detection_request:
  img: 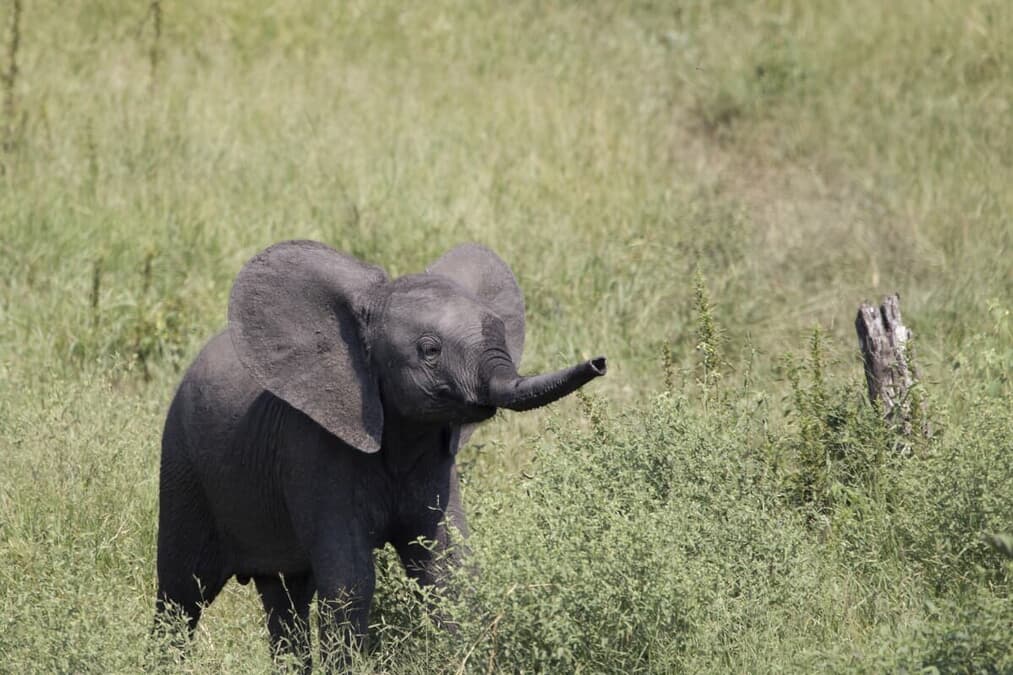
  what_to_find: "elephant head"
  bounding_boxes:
[228,240,606,453]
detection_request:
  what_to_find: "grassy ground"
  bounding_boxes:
[1,1,1010,672]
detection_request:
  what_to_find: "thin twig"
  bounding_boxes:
[455,613,504,675]
[2,0,22,155]
[149,0,161,93]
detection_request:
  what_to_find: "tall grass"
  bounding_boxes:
[1,0,1009,671]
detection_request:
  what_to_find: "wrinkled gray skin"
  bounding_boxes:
[154,240,605,669]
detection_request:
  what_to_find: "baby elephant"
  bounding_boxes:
[154,240,605,668]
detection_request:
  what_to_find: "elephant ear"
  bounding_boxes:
[228,240,388,454]
[427,244,526,450]
[426,243,525,366]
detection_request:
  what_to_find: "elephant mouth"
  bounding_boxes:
[449,399,497,424]
[433,385,497,423]
[468,404,498,423]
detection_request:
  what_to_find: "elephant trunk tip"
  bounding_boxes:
[588,356,607,376]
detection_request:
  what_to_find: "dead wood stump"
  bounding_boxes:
[855,294,915,432]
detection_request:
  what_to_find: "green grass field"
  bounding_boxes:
[1,1,1010,671]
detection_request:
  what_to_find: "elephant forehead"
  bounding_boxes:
[385,278,491,335]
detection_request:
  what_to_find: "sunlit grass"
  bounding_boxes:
[1,1,1009,671]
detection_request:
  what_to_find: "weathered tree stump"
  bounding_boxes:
[855,294,914,431]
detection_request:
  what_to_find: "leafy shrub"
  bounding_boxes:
[365,390,827,672]
[362,352,1010,673]
[779,328,894,515]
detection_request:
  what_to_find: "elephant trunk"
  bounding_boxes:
[485,356,607,412]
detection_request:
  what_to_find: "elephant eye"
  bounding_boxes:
[417,336,442,363]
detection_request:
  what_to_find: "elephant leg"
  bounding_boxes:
[254,572,315,672]
[394,520,464,588]
[153,531,228,650]
[153,461,229,646]
[313,542,376,669]
[395,465,470,589]
[394,468,470,633]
